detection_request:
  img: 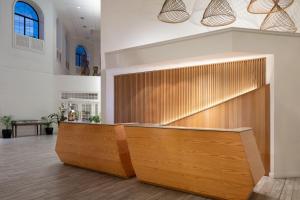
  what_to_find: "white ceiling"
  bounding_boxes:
[53,0,101,41]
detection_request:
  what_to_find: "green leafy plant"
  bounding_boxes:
[48,113,60,124]
[41,116,51,128]
[58,104,67,122]
[89,115,102,123]
[41,114,58,128]
[0,116,12,130]
[75,111,80,121]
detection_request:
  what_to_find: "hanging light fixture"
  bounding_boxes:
[261,3,297,32]
[247,0,294,14]
[158,0,190,23]
[201,0,236,27]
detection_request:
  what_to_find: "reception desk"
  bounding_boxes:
[55,122,135,178]
[125,125,265,200]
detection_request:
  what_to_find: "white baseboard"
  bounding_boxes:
[270,171,300,179]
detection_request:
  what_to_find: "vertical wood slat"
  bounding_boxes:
[114,58,266,124]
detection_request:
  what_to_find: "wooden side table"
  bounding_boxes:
[11,120,50,138]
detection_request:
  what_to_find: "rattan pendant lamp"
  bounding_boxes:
[247,0,294,14]
[260,2,297,32]
[201,0,236,27]
[158,0,190,23]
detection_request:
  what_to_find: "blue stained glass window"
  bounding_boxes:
[14,1,39,39]
[76,45,87,67]
[14,15,24,35]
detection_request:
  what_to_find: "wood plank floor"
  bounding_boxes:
[0,136,299,200]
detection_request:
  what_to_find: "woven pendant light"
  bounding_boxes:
[260,3,297,32]
[201,0,236,27]
[158,0,190,23]
[247,0,294,14]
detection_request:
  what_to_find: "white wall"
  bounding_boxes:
[0,0,101,137]
[0,68,56,120]
[68,36,101,76]
[54,75,101,117]
[54,18,69,75]
[0,70,101,137]
[0,0,57,74]
[54,75,101,97]
[0,0,57,135]
[231,30,300,178]
[54,18,102,76]
[101,0,300,63]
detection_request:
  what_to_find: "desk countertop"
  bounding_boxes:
[61,121,251,133]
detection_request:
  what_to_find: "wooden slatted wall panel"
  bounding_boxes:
[169,85,270,175]
[114,58,266,124]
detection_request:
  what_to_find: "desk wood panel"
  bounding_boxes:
[169,85,270,175]
[55,123,135,178]
[125,126,265,200]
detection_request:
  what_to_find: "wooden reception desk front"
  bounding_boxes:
[56,123,264,199]
[55,122,135,178]
[125,125,265,200]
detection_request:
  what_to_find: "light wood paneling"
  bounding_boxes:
[125,126,265,200]
[55,122,135,178]
[241,130,266,185]
[115,58,266,124]
[114,58,269,175]
[169,85,270,175]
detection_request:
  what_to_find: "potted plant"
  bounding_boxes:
[89,115,102,123]
[41,116,55,135]
[0,116,13,138]
[58,104,67,122]
[48,113,60,125]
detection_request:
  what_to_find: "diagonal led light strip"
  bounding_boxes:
[162,86,259,125]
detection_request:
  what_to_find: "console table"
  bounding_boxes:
[11,120,50,138]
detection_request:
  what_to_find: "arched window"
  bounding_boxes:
[76,45,87,67]
[14,1,39,39]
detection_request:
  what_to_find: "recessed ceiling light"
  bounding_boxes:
[77,6,81,9]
